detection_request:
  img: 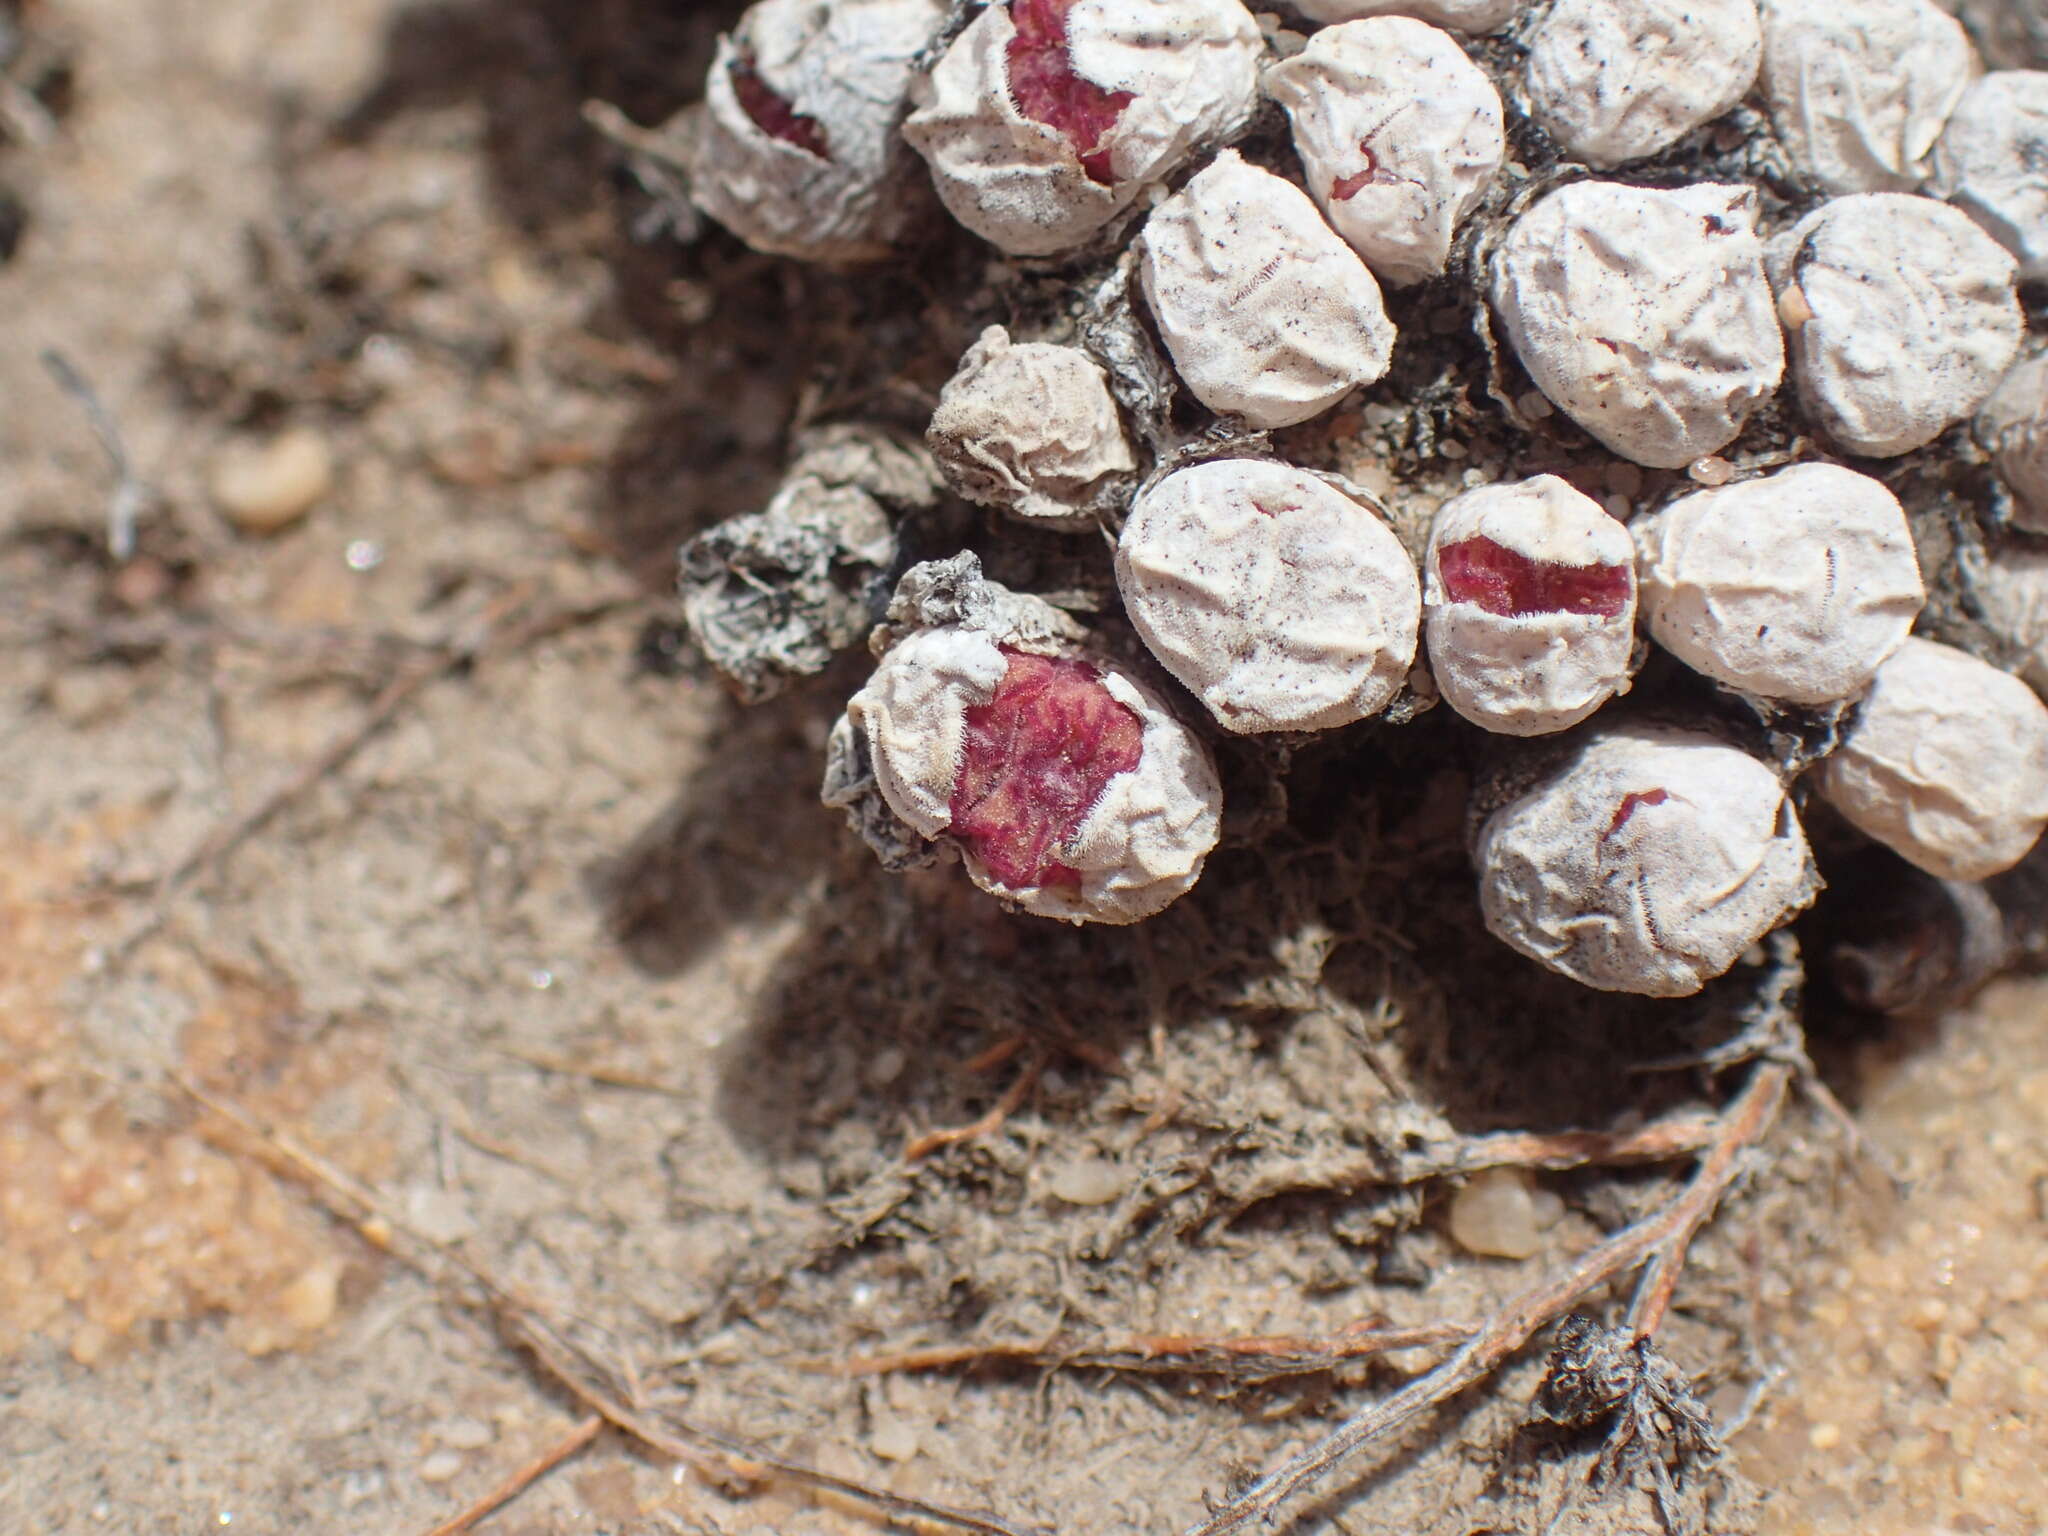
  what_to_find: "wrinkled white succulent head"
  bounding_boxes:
[1979,352,2048,534]
[1139,150,1395,429]
[1633,463,1925,705]
[901,0,1262,257]
[848,611,1222,923]
[1767,193,2021,458]
[1423,475,1637,737]
[1816,637,2048,881]
[1931,70,2048,284]
[1288,0,1524,33]
[1757,0,1978,196]
[1266,16,1506,287]
[927,326,1136,528]
[689,0,948,262]
[1477,724,1819,997]
[1489,180,1784,469]
[1117,458,1421,733]
[1523,0,1762,169]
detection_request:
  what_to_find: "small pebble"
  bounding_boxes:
[417,1449,465,1484]
[1047,1154,1131,1207]
[210,427,333,535]
[1447,1167,1544,1259]
[276,1262,340,1331]
[433,1416,496,1451]
[871,1414,921,1462]
[1688,455,1734,487]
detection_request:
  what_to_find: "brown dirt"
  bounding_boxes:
[1,3,2044,1534]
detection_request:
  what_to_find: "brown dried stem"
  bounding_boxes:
[420,1413,605,1536]
[825,1319,1478,1385]
[1180,1055,1793,1536]
[171,1074,1052,1536]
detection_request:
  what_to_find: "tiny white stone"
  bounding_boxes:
[1766,193,2021,458]
[1757,0,1978,196]
[1139,150,1395,429]
[1488,180,1784,469]
[1633,462,1925,704]
[1266,17,1506,286]
[1290,0,1524,34]
[903,0,1263,257]
[1476,724,1818,996]
[1117,458,1422,732]
[1816,636,2048,880]
[1423,474,1637,737]
[1448,1167,1543,1259]
[848,586,1223,923]
[927,326,1136,527]
[1979,352,2048,533]
[1932,70,2048,283]
[689,0,947,262]
[210,427,333,536]
[1523,0,1762,169]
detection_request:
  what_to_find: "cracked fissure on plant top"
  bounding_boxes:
[1006,0,1134,184]
[949,648,1144,888]
[732,55,831,159]
[1438,535,1634,618]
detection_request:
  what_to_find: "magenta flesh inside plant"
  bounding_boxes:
[1006,0,1135,186]
[1436,535,1633,619]
[950,648,1145,889]
[731,56,830,160]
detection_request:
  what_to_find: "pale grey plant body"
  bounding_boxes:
[1266,16,1506,287]
[1931,70,2048,283]
[1978,352,2048,533]
[1522,0,1762,169]
[1422,475,1637,737]
[1815,636,2048,881]
[1969,543,2048,695]
[688,0,947,262]
[902,0,1262,256]
[837,556,1223,923]
[1632,463,1925,705]
[1488,180,1784,468]
[1289,0,1524,33]
[1138,150,1395,429]
[1476,724,1819,997]
[1767,193,2021,457]
[1757,0,1978,196]
[926,326,1136,528]
[1116,458,1421,733]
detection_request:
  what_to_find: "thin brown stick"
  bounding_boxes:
[824,1320,1478,1383]
[168,1074,1048,1536]
[421,1414,605,1536]
[1181,1058,1794,1536]
[112,587,632,962]
[902,1047,1044,1162]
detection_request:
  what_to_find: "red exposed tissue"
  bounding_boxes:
[731,56,831,160]
[1437,536,1633,619]
[1006,0,1135,185]
[1605,788,1670,839]
[950,648,1144,889]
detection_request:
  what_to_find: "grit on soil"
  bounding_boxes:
[1,2,2044,1534]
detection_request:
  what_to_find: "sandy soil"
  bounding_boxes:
[2,2,2045,1534]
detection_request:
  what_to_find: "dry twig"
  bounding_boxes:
[169,1074,1050,1536]
[825,1319,1477,1384]
[420,1414,605,1536]
[1181,1055,1793,1536]
[111,584,634,962]
[902,1046,1045,1161]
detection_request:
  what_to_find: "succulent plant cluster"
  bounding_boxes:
[672,0,2048,998]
